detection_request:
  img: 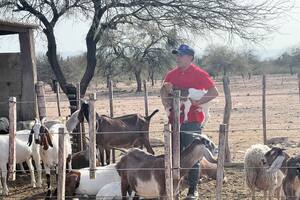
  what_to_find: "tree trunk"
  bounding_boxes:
[43,28,77,114]
[135,70,142,92]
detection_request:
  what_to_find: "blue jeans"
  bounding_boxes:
[180,122,202,189]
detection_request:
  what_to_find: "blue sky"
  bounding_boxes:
[1,1,300,60]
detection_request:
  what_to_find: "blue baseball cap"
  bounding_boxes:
[172,44,195,56]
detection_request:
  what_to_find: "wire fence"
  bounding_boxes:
[2,74,300,199]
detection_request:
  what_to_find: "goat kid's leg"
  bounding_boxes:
[1,170,8,196]
[32,156,42,187]
[26,158,37,188]
[121,177,130,200]
[105,148,110,165]
[99,147,105,166]
[19,163,27,174]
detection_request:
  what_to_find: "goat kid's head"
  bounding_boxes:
[197,134,217,156]
[78,100,89,123]
[28,118,53,150]
[263,146,286,173]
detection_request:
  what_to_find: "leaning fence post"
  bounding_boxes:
[262,74,267,144]
[57,127,66,200]
[8,97,17,181]
[172,90,180,199]
[108,79,116,164]
[89,93,96,179]
[35,81,47,119]
[164,123,174,200]
[56,81,61,117]
[143,80,149,117]
[216,124,227,200]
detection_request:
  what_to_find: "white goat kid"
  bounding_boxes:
[32,119,72,196]
[0,122,42,195]
[182,88,210,126]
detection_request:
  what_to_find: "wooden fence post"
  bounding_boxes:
[262,74,267,144]
[57,127,66,200]
[35,81,47,119]
[56,82,61,117]
[164,123,174,200]
[76,83,84,151]
[143,80,149,117]
[172,90,180,199]
[8,97,17,181]
[108,79,116,163]
[297,73,300,103]
[216,124,227,200]
[89,93,96,179]
[222,76,232,163]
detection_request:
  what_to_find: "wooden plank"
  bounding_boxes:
[8,97,17,181]
[57,128,66,200]
[216,124,227,200]
[19,30,38,120]
[76,83,84,151]
[143,80,149,117]
[262,75,267,144]
[222,76,232,163]
[298,73,300,103]
[35,81,47,120]
[56,82,61,117]
[172,90,180,199]
[108,79,115,163]
[89,93,96,179]
[164,124,173,200]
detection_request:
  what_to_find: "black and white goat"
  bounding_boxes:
[0,121,42,195]
[264,147,300,200]
[115,137,217,199]
[29,118,72,198]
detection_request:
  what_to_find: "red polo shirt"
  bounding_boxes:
[164,63,215,124]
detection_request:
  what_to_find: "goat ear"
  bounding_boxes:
[45,132,53,147]
[28,130,33,146]
[41,135,49,150]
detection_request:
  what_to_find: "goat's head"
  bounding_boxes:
[78,100,89,123]
[183,137,217,164]
[28,118,53,150]
[197,134,217,156]
[264,146,288,173]
[286,156,300,178]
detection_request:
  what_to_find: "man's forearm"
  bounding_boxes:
[192,86,218,105]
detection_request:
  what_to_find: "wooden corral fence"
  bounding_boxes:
[5,74,300,199]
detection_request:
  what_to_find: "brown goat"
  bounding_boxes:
[264,147,300,200]
[115,138,217,200]
[78,101,158,166]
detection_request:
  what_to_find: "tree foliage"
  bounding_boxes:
[0,0,293,101]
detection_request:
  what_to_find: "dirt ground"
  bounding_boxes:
[3,74,300,199]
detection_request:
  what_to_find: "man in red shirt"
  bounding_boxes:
[163,44,218,199]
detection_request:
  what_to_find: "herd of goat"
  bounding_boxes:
[0,84,299,199]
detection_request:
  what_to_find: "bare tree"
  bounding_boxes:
[0,0,293,97]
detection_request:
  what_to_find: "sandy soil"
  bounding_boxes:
[3,74,300,199]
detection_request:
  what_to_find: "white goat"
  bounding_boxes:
[160,83,210,127]
[244,144,284,200]
[182,88,210,126]
[32,119,72,196]
[0,126,42,195]
[64,164,121,196]
[96,181,136,200]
